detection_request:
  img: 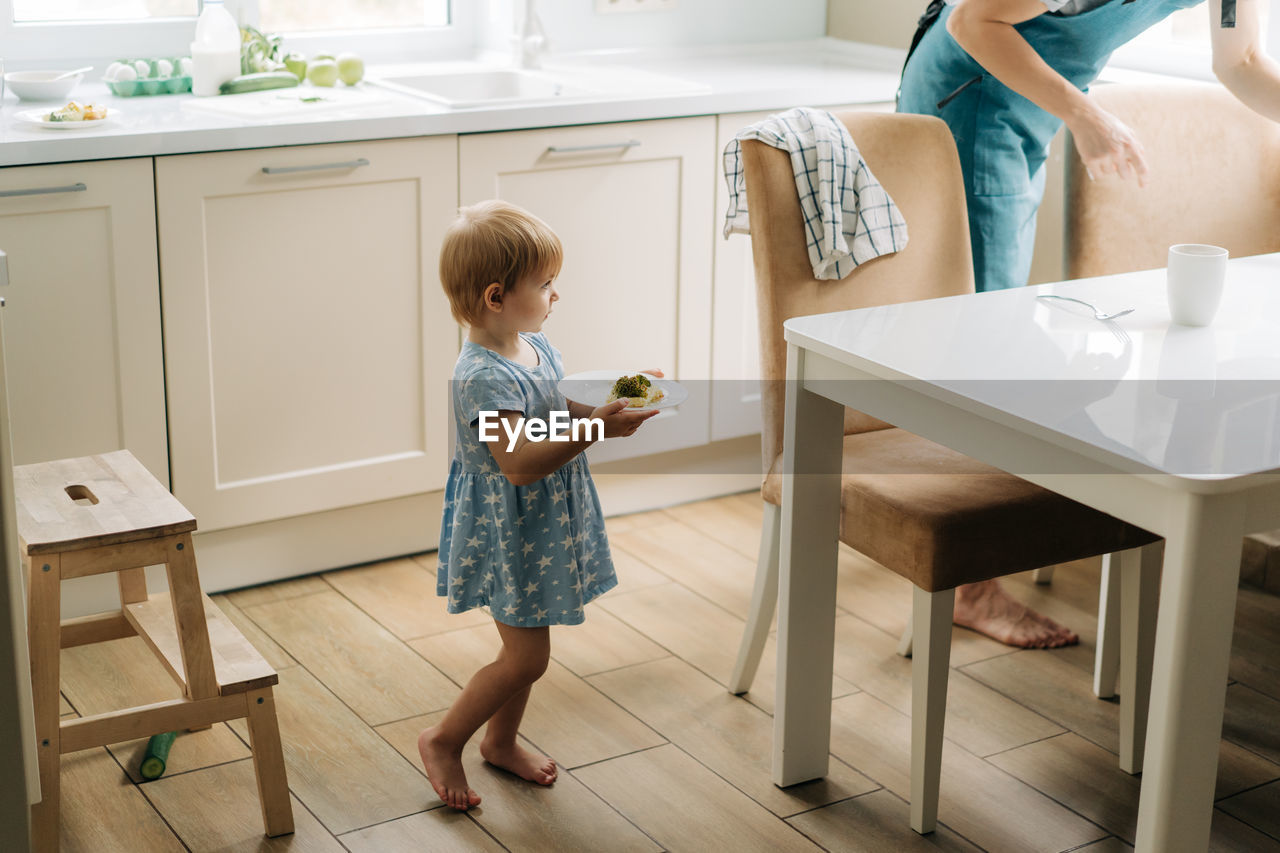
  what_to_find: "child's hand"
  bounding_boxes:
[591,398,659,438]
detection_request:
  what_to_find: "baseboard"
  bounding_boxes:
[591,434,761,516]
[57,491,443,619]
[58,436,763,618]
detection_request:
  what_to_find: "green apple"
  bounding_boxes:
[283,52,307,82]
[306,59,339,87]
[336,52,364,86]
[312,52,336,61]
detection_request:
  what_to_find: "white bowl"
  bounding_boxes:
[5,70,83,102]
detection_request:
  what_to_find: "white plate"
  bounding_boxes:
[16,107,117,129]
[558,370,688,411]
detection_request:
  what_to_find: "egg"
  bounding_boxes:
[103,61,126,81]
[133,59,151,78]
[156,59,173,78]
[178,57,194,77]
[113,65,138,82]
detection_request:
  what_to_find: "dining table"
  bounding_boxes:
[773,252,1280,853]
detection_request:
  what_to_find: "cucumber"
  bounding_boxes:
[139,731,177,780]
[219,71,299,95]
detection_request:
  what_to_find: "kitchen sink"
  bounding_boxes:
[372,69,598,109]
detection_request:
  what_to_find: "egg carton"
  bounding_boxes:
[104,57,192,97]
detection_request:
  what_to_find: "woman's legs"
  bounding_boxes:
[965,164,1046,293]
[954,579,1079,649]
[899,17,1078,648]
[418,621,552,810]
[957,165,1082,648]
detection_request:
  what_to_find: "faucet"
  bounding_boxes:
[513,0,547,70]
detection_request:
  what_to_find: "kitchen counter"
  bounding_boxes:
[0,39,904,167]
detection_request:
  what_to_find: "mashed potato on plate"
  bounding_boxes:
[47,102,107,122]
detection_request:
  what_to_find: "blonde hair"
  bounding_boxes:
[439,200,563,327]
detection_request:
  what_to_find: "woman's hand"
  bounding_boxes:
[1067,100,1149,186]
[591,398,658,438]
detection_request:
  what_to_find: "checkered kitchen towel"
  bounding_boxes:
[722,107,908,280]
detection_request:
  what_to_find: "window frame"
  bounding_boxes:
[0,0,474,66]
[247,0,471,64]
[0,9,204,64]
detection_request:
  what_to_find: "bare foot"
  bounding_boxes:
[953,579,1079,649]
[479,738,558,786]
[418,726,482,810]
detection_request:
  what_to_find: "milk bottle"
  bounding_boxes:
[191,0,240,96]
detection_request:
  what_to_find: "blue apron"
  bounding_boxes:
[898,0,1203,292]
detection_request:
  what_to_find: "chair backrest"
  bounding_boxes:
[742,111,974,472]
[1067,83,1280,278]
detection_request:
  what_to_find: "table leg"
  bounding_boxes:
[773,344,844,787]
[1092,553,1120,699]
[1119,541,1161,774]
[1135,494,1244,853]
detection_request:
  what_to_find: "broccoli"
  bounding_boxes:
[611,374,652,399]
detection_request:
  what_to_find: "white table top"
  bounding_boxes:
[784,253,1280,482]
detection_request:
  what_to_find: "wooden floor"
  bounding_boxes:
[54,491,1280,852]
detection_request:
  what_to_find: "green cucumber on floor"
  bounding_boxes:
[139,731,177,780]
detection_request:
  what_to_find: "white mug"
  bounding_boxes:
[1167,244,1228,327]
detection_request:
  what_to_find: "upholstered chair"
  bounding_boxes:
[1062,80,1280,696]
[729,110,1161,834]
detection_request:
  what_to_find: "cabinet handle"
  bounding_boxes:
[261,158,370,175]
[545,140,641,154]
[0,182,87,198]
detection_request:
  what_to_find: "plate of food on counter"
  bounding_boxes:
[16,102,117,129]
[558,370,688,411]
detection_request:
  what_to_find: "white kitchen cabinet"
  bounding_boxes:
[711,103,895,442]
[459,117,716,464]
[0,159,168,483]
[156,137,459,533]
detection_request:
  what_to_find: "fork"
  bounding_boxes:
[1036,294,1134,321]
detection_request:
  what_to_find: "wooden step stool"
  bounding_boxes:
[14,450,293,851]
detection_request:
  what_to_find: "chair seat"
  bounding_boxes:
[761,427,1157,592]
[14,450,196,555]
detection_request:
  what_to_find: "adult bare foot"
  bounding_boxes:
[953,579,1079,649]
[418,726,482,810]
[479,738,558,786]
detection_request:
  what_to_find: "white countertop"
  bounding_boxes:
[0,39,904,167]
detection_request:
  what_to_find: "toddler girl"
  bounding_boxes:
[420,200,659,810]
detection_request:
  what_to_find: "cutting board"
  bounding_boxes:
[182,85,394,120]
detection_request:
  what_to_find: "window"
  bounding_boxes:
[12,0,197,22]
[1129,5,1211,50]
[1107,1,1280,80]
[1108,6,1214,79]
[258,0,448,33]
[0,0,205,63]
[0,0,471,64]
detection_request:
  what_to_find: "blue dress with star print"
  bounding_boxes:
[437,332,618,627]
